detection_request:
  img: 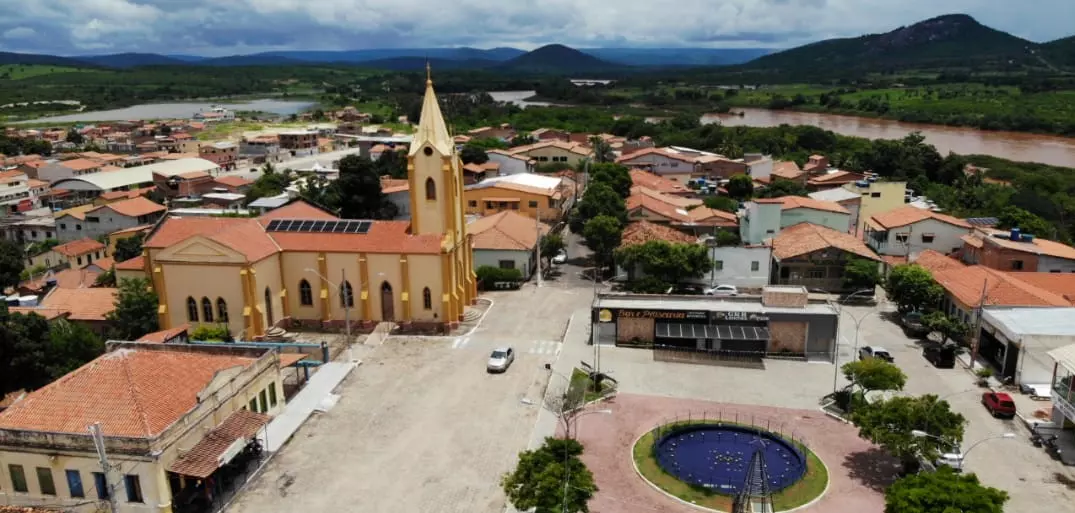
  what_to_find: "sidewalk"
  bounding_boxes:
[259,361,357,452]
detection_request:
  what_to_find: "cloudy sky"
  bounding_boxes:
[1,0,1072,56]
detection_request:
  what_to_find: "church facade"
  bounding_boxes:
[127,76,477,337]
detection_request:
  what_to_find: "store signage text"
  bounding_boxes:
[618,310,708,320]
[712,311,769,322]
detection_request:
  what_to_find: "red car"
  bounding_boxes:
[981,392,1017,419]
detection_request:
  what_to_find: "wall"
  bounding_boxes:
[37,163,76,183]
[385,191,411,220]
[839,199,861,235]
[1037,255,1075,274]
[740,202,781,245]
[843,181,906,234]
[473,249,535,277]
[486,153,529,176]
[54,215,86,242]
[869,218,970,257]
[620,154,693,177]
[67,248,108,270]
[702,246,772,288]
[161,263,246,337]
[774,313,837,358]
[27,249,68,270]
[518,147,588,168]
[408,145,448,236]
[780,208,850,234]
[464,187,560,221]
[76,209,159,242]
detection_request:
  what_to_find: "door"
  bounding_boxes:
[264,287,274,327]
[380,281,395,321]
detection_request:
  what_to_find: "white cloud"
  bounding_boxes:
[0,0,1070,55]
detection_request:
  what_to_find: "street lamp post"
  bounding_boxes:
[591,272,624,390]
[305,268,383,363]
[824,288,884,393]
[911,430,1015,470]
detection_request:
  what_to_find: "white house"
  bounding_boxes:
[615,148,697,181]
[468,210,548,277]
[864,205,972,261]
[809,188,861,234]
[740,196,850,245]
[56,197,166,242]
[486,150,535,176]
[0,170,44,216]
[703,245,772,288]
[36,158,103,183]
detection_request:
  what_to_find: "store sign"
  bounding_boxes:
[712,311,769,322]
[598,309,614,323]
[618,310,708,320]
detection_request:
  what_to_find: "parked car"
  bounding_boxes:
[1019,383,1053,401]
[671,284,704,295]
[487,347,515,373]
[922,344,956,368]
[981,391,1017,419]
[935,452,964,472]
[704,284,738,296]
[900,311,930,337]
[551,251,567,265]
[859,346,894,363]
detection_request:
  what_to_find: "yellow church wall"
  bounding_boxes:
[160,262,247,337]
[406,254,444,322]
[409,153,447,235]
[279,252,323,321]
[252,255,284,331]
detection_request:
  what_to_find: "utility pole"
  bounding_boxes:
[342,268,353,362]
[968,278,989,370]
[536,209,543,288]
[89,423,119,513]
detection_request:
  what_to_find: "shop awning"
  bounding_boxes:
[167,409,270,479]
[655,323,770,340]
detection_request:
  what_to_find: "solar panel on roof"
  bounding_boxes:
[266,219,282,231]
[330,221,347,233]
[310,221,327,232]
[355,221,372,234]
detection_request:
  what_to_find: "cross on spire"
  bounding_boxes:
[426,61,432,86]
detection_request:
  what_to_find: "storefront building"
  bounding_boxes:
[593,286,839,360]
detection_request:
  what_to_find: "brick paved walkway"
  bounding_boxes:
[575,394,895,513]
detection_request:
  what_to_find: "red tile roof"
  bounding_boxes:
[912,249,964,273]
[932,265,1071,308]
[620,221,698,248]
[213,175,253,188]
[99,187,155,201]
[39,287,118,321]
[137,324,190,343]
[771,161,804,180]
[468,211,550,251]
[870,205,972,230]
[772,222,880,261]
[629,169,691,194]
[54,237,106,257]
[167,409,270,478]
[0,348,256,438]
[115,255,145,271]
[755,195,849,215]
[93,196,165,218]
[1009,273,1075,304]
[21,267,99,292]
[256,200,338,221]
[616,147,697,164]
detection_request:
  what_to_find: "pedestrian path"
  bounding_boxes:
[450,337,561,355]
[259,361,356,452]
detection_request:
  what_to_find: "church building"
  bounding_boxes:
[123,73,477,337]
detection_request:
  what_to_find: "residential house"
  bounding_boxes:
[771,161,806,185]
[107,224,153,255]
[94,187,155,206]
[50,158,219,199]
[53,238,108,269]
[629,169,694,197]
[961,227,1075,273]
[740,196,850,245]
[464,174,570,220]
[114,255,146,283]
[841,180,906,234]
[530,128,571,141]
[198,141,239,170]
[709,243,773,289]
[56,197,164,242]
[17,266,100,296]
[36,158,103,183]
[380,177,411,220]
[615,148,699,182]
[486,150,535,175]
[616,220,698,276]
[239,135,283,163]
[808,188,862,234]
[15,159,49,180]
[467,124,515,141]
[625,187,738,234]
[0,170,42,216]
[211,175,254,193]
[136,324,191,344]
[802,155,829,174]
[34,287,118,332]
[52,204,97,242]
[770,222,881,292]
[0,343,284,513]
[278,130,319,156]
[695,153,774,182]
[806,170,867,191]
[462,162,495,184]
[864,206,972,266]
[1,216,55,245]
[467,210,549,277]
[507,140,592,168]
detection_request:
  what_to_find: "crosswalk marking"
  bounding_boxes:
[527,340,562,355]
[451,337,470,349]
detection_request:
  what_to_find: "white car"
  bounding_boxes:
[935,452,964,472]
[487,347,515,373]
[704,284,738,296]
[551,251,567,265]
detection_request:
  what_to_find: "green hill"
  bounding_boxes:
[742,14,1038,74]
[498,44,624,75]
[1042,36,1075,67]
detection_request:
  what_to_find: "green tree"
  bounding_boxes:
[460,144,489,165]
[843,257,880,291]
[582,215,623,275]
[884,264,943,313]
[755,179,810,198]
[540,234,566,266]
[996,206,1055,239]
[588,135,614,163]
[107,278,160,340]
[0,239,25,289]
[726,174,754,200]
[615,241,711,285]
[45,320,105,380]
[373,149,407,179]
[65,129,84,145]
[850,395,966,471]
[588,163,631,198]
[885,467,1008,513]
[465,137,509,150]
[94,268,115,287]
[332,155,394,219]
[703,196,739,213]
[0,307,53,394]
[511,134,536,146]
[922,311,970,344]
[245,164,292,204]
[568,183,626,234]
[842,359,907,393]
[501,437,598,513]
[114,236,144,263]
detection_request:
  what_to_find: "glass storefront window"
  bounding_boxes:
[1051,366,1074,404]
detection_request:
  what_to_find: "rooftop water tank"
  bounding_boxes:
[18,296,38,307]
[854,180,870,187]
[1010,227,1021,241]
[1021,234,1035,242]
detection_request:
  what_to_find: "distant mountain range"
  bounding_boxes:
[2,15,1074,75]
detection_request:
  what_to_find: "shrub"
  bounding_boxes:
[190,324,231,342]
[475,265,523,289]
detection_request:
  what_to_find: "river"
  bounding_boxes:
[489,91,1075,167]
[17,99,316,124]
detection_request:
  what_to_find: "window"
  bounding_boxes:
[895,233,909,244]
[60,223,66,230]
[807,269,825,279]
[485,201,495,209]
[425,177,436,200]
[36,467,56,496]
[751,261,760,272]
[124,475,143,503]
[66,470,84,498]
[201,297,214,322]
[468,200,477,207]
[265,287,274,326]
[76,224,82,231]
[77,256,83,265]
[1051,270,1061,273]
[340,281,354,308]
[921,234,935,243]
[714,260,724,271]
[249,398,258,411]
[86,216,100,223]
[299,279,313,306]
[93,472,109,500]
[528,200,538,208]
[1011,260,1024,270]
[217,298,229,323]
[269,383,278,407]
[422,287,432,310]
[498,260,515,269]
[186,297,198,322]
[9,464,27,492]
[870,192,881,198]
[259,389,268,412]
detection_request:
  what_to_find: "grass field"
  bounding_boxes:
[632,422,829,511]
[0,64,90,80]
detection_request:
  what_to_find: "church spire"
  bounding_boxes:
[408,65,453,157]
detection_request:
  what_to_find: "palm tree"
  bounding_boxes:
[260,162,276,175]
[589,135,614,163]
